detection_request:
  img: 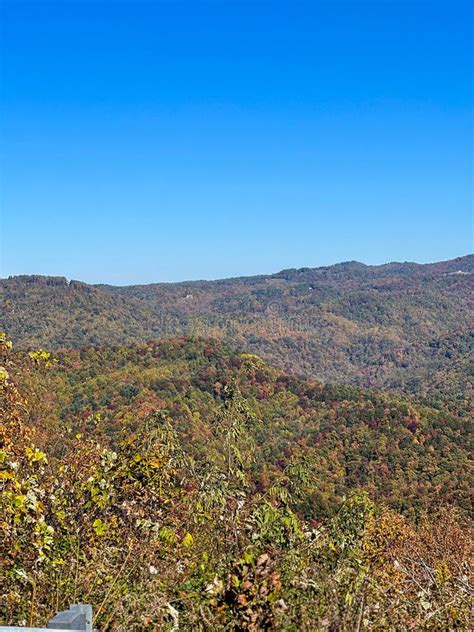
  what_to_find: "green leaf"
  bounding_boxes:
[93,518,108,536]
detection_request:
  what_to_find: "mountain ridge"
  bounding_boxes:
[2,255,473,399]
[4,253,473,288]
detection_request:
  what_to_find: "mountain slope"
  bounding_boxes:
[17,336,473,518]
[2,255,473,396]
[2,334,472,629]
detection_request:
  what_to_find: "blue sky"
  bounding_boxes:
[1,0,472,284]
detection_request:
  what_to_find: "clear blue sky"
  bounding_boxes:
[1,0,472,284]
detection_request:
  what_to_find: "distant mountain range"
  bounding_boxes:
[2,255,473,404]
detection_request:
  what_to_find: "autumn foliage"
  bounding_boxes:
[1,335,472,630]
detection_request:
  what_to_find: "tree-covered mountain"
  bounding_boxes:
[2,255,473,396]
[17,335,472,517]
[2,258,473,628]
[1,334,473,630]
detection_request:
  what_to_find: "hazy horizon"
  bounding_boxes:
[2,251,472,287]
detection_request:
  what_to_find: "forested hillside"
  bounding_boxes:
[1,334,473,630]
[2,255,473,393]
[14,336,474,516]
[2,256,473,629]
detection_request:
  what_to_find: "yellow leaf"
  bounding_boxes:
[93,518,108,536]
[182,532,193,548]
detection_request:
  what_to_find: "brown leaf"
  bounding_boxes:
[257,553,269,567]
[237,594,248,606]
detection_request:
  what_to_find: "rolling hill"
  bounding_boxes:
[2,255,473,398]
[2,333,472,629]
